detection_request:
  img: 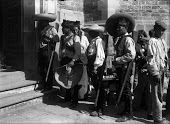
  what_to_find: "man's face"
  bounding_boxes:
[37,20,49,30]
[62,27,69,35]
[138,34,145,39]
[73,26,79,35]
[116,23,127,37]
[154,27,165,38]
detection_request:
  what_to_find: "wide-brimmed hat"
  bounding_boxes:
[54,64,83,89]
[106,13,135,36]
[82,24,105,33]
[33,13,57,22]
[154,20,167,30]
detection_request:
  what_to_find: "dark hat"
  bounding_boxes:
[61,19,67,27]
[82,24,105,33]
[154,20,167,30]
[106,13,135,37]
[74,20,80,26]
[73,21,80,29]
[33,13,57,22]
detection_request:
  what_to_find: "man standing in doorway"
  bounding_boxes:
[34,13,59,92]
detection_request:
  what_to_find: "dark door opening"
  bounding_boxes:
[1,0,23,70]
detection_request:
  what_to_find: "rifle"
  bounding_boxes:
[45,51,55,82]
[45,36,57,83]
[95,34,109,107]
[115,61,133,108]
[130,61,136,94]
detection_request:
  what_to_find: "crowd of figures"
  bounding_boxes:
[34,13,170,124]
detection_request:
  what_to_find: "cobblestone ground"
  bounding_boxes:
[0,90,169,124]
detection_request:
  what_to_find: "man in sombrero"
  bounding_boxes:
[106,13,136,122]
[34,13,59,91]
[82,24,105,116]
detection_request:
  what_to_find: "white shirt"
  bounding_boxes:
[115,33,136,64]
[80,35,89,54]
[147,37,167,75]
[88,36,105,69]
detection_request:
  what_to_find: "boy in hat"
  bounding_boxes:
[147,20,168,124]
[106,13,136,122]
[83,24,105,116]
[133,30,153,120]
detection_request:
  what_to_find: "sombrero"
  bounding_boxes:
[106,13,135,37]
[82,24,105,33]
[54,64,83,89]
[33,13,57,22]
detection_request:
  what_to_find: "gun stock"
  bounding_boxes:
[115,61,133,108]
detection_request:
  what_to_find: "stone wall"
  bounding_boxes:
[42,0,84,36]
[57,0,84,36]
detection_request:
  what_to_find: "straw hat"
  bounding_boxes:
[106,13,135,37]
[33,13,57,22]
[82,24,105,33]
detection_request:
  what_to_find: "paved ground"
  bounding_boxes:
[0,91,170,124]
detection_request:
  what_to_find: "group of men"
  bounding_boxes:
[34,13,169,124]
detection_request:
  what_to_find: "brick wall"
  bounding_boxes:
[84,0,170,47]
[117,0,169,21]
[116,0,170,47]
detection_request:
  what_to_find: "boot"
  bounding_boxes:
[90,109,103,117]
[35,81,45,91]
[70,101,79,108]
[147,114,153,120]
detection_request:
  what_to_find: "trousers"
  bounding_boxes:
[149,73,164,121]
[133,71,152,114]
[37,47,53,88]
[116,66,133,116]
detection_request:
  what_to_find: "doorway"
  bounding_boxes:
[0,0,23,70]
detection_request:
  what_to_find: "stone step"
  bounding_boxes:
[0,80,37,99]
[0,80,37,92]
[0,70,60,114]
[0,88,59,113]
[0,70,25,84]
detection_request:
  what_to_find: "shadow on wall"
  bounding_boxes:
[24,69,42,81]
